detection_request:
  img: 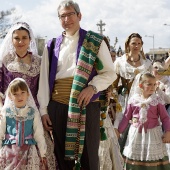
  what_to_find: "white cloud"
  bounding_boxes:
[1,0,170,53]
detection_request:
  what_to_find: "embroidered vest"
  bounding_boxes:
[3,107,36,146]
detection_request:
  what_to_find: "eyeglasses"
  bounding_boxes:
[58,12,76,21]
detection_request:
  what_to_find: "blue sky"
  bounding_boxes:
[1,0,170,53]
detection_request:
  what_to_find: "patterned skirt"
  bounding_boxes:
[44,130,59,170]
[0,144,44,170]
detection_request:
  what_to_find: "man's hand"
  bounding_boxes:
[77,86,95,106]
[41,114,52,131]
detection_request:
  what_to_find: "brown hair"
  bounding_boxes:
[125,33,145,59]
[139,72,156,84]
[8,79,28,94]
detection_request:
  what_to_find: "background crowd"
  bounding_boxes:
[0,0,170,170]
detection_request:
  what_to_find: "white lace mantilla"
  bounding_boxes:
[128,94,165,124]
[3,53,41,77]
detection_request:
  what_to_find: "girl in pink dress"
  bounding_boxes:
[118,72,170,170]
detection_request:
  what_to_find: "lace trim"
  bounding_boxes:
[6,105,34,121]
[123,126,168,161]
[115,54,151,80]
[129,93,165,106]
[124,143,168,161]
[128,94,165,124]
[3,53,41,77]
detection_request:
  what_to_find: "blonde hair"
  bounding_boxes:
[139,72,156,84]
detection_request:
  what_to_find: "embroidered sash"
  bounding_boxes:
[65,31,103,163]
[52,77,73,105]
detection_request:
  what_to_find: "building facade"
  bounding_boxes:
[147,47,170,61]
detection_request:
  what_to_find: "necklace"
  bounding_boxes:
[16,51,28,58]
[128,55,140,65]
[15,51,32,71]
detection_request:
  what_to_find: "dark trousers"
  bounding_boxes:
[48,101,100,170]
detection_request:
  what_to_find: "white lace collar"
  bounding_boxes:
[115,54,151,80]
[129,93,164,106]
[6,104,34,121]
[14,105,30,117]
[3,53,41,77]
[128,93,164,123]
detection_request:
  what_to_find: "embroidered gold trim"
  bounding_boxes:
[124,157,170,166]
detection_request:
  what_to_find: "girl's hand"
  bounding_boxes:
[162,131,170,143]
[41,157,48,170]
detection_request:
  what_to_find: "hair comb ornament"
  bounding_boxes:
[14,22,30,29]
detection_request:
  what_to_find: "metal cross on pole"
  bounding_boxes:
[96,20,106,35]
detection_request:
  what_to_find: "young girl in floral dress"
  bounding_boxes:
[0,78,47,169]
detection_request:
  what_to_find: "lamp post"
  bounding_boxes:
[145,35,154,59]
[164,23,170,55]
[164,23,170,27]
